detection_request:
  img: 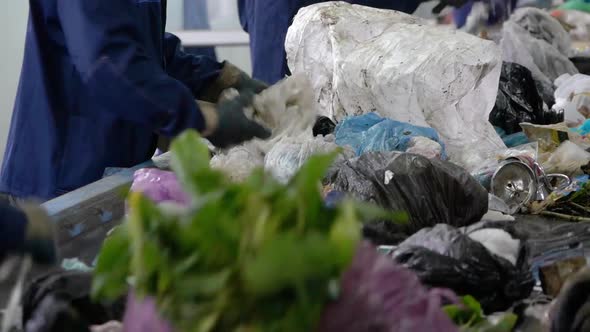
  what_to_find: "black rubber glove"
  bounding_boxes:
[232,72,268,96]
[200,62,268,103]
[201,94,271,149]
[0,202,56,264]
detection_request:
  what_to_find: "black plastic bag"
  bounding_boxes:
[392,224,534,313]
[313,116,336,137]
[326,152,488,240]
[22,270,126,332]
[490,62,561,134]
[571,57,590,75]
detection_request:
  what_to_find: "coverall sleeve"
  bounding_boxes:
[163,33,222,99]
[56,0,218,137]
[0,202,28,255]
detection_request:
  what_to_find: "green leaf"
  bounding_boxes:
[353,201,409,225]
[241,232,337,297]
[170,130,225,194]
[329,202,361,268]
[444,296,517,332]
[92,225,131,300]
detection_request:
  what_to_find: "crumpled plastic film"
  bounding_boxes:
[209,142,265,182]
[212,75,350,183]
[265,134,354,184]
[501,8,579,101]
[286,2,505,172]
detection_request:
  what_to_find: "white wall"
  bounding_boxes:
[0,1,28,164]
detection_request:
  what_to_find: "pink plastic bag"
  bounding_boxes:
[318,242,459,332]
[123,292,173,332]
[130,169,190,206]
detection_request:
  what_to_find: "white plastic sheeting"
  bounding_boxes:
[285,2,505,171]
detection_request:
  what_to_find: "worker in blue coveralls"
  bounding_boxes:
[0,201,56,264]
[238,0,471,85]
[0,0,270,203]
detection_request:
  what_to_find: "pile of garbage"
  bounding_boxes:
[17,2,590,332]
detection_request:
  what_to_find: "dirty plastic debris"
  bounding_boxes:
[553,73,590,127]
[209,143,265,182]
[542,140,590,176]
[392,224,534,313]
[286,2,505,172]
[334,113,447,159]
[501,8,579,104]
[23,271,125,332]
[61,258,93,272]
[313,116,336,137]
[265,134,353,184]
[490,62,562,134]
[327,152,488,237]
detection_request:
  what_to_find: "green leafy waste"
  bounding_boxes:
[92,130,406,332]
[444,296,518,332]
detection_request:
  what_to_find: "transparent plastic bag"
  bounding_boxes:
[264,134,354,183]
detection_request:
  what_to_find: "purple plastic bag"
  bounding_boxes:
[130,169,190,206]
[318,242,459,332]
[123,292,173,332]
[121,243,458,332]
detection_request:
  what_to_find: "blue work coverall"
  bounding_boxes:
[0,0,222,200]
[238,0,423,85]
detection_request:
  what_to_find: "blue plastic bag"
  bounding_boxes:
[334,113,447,159]
[494,126,530,148]
[574,119,590,136]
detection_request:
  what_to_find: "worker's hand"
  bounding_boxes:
[201,62,268,103]
[20,203,57,265]
[199,94,271,148]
